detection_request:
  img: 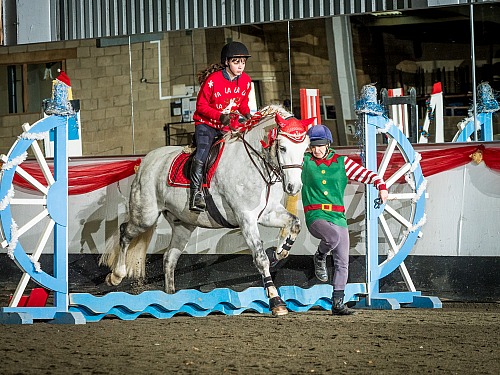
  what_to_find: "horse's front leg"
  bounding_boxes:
[239,219,288,316]
[259,205,301,264]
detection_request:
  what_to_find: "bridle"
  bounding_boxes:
[229,111,305,218]
[274,129,306,173]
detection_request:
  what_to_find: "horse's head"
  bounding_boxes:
[273,113,315,195]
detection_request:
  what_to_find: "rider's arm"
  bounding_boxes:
[195,75,225,124]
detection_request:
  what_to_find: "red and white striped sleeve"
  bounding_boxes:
[344,157,387,191]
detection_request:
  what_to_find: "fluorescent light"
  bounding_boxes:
[372,11,403,17]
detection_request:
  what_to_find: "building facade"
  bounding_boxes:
[0,0,499,155]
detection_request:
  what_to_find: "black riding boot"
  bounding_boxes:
[332,290,355,316]
[189,158,206,212]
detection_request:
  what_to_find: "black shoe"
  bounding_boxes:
[332,297,355,316]
[313,251,328,282]
[189,190,206,212]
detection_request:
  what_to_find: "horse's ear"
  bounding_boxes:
[275,113,287,129]
[301,117,316,130]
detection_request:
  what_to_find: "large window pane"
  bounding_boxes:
[350,6,474,143]
[0,61,62,115]
[474,2,500,140]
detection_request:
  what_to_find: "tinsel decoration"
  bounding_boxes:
[355,84,385,116]
[419,96,434,139]
[43,70,75,116]
[19,131,46,141]
[6,220,19,260]
[0,186,15,211]
[469,82,499,116]
[354,119,365,166]
[354,84,386,166]
[28,255,42,273]
[403,213,427,236]
[420,130,430,139]
[1,152,27,171]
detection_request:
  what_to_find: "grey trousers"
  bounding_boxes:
[308,220,350,291]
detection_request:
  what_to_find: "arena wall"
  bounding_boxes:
[0,144,498,303]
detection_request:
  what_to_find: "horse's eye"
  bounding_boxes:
[279,146,287,153]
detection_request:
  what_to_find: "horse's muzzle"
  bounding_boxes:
[281,164,303,195]
[285,182,301,195]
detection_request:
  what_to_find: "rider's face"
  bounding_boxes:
[227,58,246,77]
[311,145,328,159]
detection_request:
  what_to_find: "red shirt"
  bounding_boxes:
[193,70,252,131]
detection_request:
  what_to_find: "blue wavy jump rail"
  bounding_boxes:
[69,284,368,322]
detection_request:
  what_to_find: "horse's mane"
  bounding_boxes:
[226,104,293,150]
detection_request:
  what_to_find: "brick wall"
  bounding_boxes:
[0,20,337,156]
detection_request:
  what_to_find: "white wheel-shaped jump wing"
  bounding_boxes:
[364,114,426,285]
[0,116,68,307]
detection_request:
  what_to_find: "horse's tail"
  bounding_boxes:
[99,226,155,280]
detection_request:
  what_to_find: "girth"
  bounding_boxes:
[200,138,239,229]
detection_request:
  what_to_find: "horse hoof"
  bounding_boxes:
[269,296,288,317]
[272,305,289,317]
[277,250,289,260]
[105,273,121,286]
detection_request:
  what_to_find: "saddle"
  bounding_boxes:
[167,138,224,188]
[167,138,238,229]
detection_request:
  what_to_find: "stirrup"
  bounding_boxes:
[189,191,206,212]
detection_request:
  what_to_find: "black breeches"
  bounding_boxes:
[194,124,222,163]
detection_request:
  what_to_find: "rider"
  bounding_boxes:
[189,41,253,212]
[301,124,388,315]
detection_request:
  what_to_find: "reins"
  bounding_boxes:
[228,109,303,219]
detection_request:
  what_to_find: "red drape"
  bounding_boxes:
[9,145,500,195]
[342,144,500,182]
[482,145,500,171]
[13,159,141,195]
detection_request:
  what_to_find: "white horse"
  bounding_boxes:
[100,105,314,316]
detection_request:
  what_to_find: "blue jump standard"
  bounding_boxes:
[68,284,441,323]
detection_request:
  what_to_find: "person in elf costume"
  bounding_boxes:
[301,124,388,315]
[190,41,253,212]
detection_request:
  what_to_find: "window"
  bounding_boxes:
[0,61,63,115]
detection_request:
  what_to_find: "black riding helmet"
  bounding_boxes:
[220,42,251,65]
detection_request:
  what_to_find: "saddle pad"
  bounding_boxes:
[167,144,224,188]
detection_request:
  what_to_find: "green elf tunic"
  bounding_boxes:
[301,149,348,228]
[301,148,386,229]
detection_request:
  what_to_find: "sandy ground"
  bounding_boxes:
[0,302,498,375]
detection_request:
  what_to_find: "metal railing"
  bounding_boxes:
[164,121,195,146]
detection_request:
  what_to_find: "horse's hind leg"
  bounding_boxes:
[163,215,196,294]
[106,211,159,286]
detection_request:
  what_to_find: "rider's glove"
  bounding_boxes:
[219,113,231,126]
[243,113,252,121]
